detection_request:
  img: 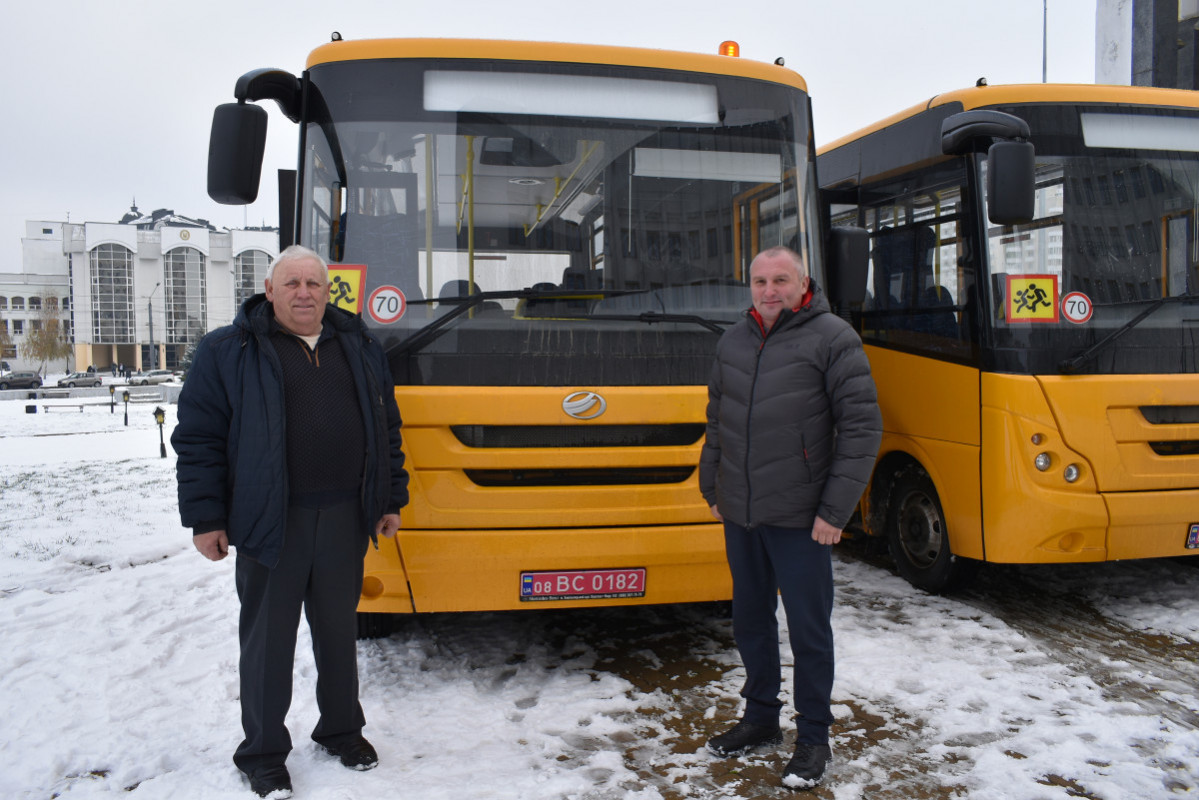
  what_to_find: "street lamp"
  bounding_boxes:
[148,282,161,371]
[122,389,130,426]
[153,406,167,458]
[109,384,116,414]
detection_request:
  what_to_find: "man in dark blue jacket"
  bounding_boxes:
[699,246,881,791]
[172,245,408,799]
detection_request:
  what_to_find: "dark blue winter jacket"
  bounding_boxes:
[172,294,409,569]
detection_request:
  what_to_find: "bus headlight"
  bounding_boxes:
[1063,464,1081,483]
[1035,453,1052,471]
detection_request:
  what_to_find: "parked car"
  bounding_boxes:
[57,372,104,388]
[132,369,176,386]
[0,371,42,390]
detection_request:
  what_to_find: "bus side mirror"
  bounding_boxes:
[208,102,268,204]
[940,110,1036,227]
[825,226,870,307]
[986,140,1036,225]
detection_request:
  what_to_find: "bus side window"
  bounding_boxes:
[871,225,934,327]
[856,166,977,359]
[869,224,955,338]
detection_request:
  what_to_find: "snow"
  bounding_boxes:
[1,389,1197,799]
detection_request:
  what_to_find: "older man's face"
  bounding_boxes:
[750,252,809,329]
[265,257,329,336]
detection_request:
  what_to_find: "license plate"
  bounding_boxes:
[520,567,646,602]
[1187,524,1199,550]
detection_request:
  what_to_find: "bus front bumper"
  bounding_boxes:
[1105,489,1199,561]
[358,523,731,613]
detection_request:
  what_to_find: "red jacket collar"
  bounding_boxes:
[749,288,814,334]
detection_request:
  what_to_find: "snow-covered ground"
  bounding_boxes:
[1,394,1197,799]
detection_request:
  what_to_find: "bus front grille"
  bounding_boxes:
[452,424,705,448]
[1140,406,1199,456]
[1149,441,1199,456]
[464,467,695,487]
[1140,405,1199,424]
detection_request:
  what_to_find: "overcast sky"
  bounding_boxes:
[2,0,1100,267]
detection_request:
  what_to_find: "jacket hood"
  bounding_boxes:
[233,293,270,331]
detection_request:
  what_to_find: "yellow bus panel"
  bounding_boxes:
[862,345,985,560]
[371,383,725,613]
[361,522,730,613]
[1037,375,1199,492]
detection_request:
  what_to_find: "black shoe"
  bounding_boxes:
[781,743,831,790]
[707,720,782,756]
[321,735,379,771]
[247,764,292,798]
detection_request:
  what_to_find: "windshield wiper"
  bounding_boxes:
[390,287,654,357]
[582,311,732,334]
[1058,293,1197,374]
[390,291,490,358]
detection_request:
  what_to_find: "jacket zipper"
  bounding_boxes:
[742,318,771,528]
[253,327,289,555]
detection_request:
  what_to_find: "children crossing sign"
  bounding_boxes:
[1005,274,1059,323]
[328,265,366,314]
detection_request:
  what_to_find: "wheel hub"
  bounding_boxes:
[897,491,943,568]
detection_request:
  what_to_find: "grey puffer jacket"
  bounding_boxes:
[699,286,881,530]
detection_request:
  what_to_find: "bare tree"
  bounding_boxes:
[20,295,73,376]
[0,307,13,369]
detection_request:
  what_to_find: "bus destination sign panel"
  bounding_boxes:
[520,568,646,602]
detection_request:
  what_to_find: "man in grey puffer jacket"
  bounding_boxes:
[699,245,881,790]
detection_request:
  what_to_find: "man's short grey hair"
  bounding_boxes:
[753,245,808,279]
[266,245,330,283]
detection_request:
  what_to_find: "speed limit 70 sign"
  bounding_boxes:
[367,286,407,324]
[1061,291,1093,324]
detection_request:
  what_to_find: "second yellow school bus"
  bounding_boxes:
[819,83,1199,591]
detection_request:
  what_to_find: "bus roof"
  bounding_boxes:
[820,83,1199,154]
[305,38,808,92]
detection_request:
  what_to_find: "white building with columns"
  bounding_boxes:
[4,207,277,373]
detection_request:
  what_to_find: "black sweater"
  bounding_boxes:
[271,327,367,508]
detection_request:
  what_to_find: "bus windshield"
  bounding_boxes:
[984,104,1199,375]
[300,59,815,386]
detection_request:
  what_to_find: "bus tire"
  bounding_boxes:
[885,465,976,593]
[356,612,394,640]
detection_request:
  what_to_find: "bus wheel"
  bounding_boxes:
[885,466,975,593]
[356,612,394,640]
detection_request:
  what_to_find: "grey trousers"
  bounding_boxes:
[232,499,369,773]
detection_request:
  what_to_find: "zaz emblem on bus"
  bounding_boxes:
[563,391,607,420]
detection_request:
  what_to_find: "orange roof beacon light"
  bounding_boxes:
[718,41,740,57]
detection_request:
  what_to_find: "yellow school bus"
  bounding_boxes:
[818,84,1199,591]
[208,38,849,629]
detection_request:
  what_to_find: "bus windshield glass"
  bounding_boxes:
[300,59,815,386]
[983,104,1199,374]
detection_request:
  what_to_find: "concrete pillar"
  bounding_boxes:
[1131,0,1178,86]
[1098,0,1199,87]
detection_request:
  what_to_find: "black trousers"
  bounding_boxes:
[723,520,835,745]
[233,500,369,773]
